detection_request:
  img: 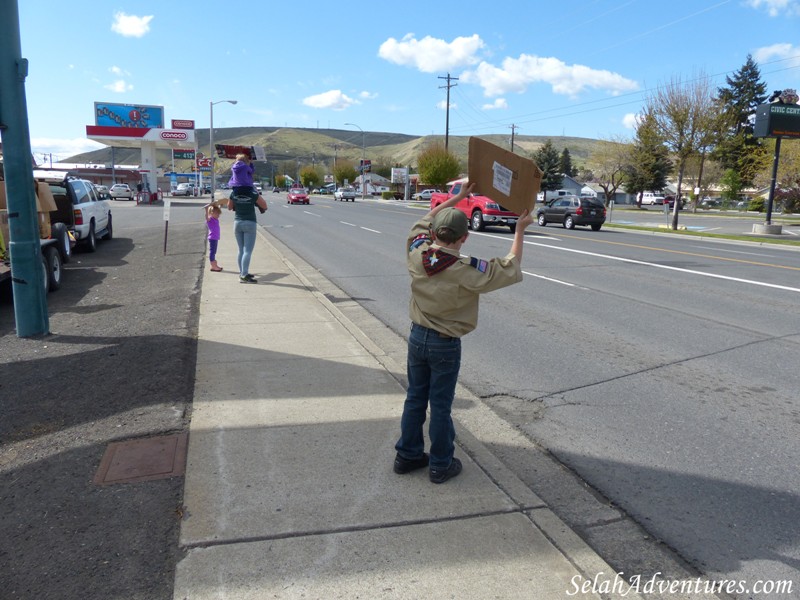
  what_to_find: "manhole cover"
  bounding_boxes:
[94,432,188,485]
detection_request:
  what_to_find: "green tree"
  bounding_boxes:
[416,143,461,187]
[333,161,357,187]
[300,165,322,189]
[719,168,742,203]
[275,174,287,188]
[714,55,768,187]
[559,148,575,177]
[625,113,672,205]
[645,71,723,229]
[532,139,561,193]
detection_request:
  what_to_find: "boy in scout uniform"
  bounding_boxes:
[394,183,534,483]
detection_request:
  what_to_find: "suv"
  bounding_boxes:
[33,170,113,251]
[536,195,605,231]
[109,183,133,200]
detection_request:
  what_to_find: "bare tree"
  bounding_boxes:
[588,137,631,206]
[645,72,723,228]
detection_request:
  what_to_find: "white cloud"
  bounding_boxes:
[105,80,133,93]
[378,34,484,73]
[31,138,105,159]
[622,113,641,129]
[436,100,457,110]
[302,90,359,111]
[745,0,800,17]
[359,91,378,100]
[109,66,130,76]
[482,98,508,110]
[111,12,154,37]
[461,54,639,98]
[753,42,800,68]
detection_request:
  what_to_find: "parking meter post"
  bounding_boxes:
[0,0,49,337]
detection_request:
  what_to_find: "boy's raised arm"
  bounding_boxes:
[423,183,474,221]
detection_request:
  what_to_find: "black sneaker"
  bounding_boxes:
[239,275,257,284]
[429,458,462,484]
[393,452,429,474]
[245,273,257,281]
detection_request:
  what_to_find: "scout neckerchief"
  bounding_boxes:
[422,248,459,276]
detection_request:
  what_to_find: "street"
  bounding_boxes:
[263,193,800,596]
[2,195,799,599]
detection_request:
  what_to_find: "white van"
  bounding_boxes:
[641,192,665,205]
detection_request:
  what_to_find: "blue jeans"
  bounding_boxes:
[395,323,461,469]
[233,220,257,277]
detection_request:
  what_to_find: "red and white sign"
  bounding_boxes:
[196,158,211,168]
[160,130,188,140]
[171,119,195,130]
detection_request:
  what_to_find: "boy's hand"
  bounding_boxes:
[517,208,534,230]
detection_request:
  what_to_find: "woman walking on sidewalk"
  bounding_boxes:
[228,189,267,283]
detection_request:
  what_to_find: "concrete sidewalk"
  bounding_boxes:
[173,224,640,599]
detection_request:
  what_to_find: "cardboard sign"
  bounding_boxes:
[468,137,542,215]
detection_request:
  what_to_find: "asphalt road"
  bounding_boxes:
[0,200,207,600]
[264,192,800,598]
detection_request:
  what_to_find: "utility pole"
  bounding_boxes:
[438,73,458,150]
[509,124,519,152]
[0,0,49,336]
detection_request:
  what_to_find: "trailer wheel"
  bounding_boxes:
[44,245,62,291]
[52,222,71,264]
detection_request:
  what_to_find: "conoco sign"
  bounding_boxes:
[160,130,188,140]
[171,119,195,129]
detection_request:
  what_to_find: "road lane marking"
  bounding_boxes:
[341,221,357,227]
[522,271,576,286]
[360,227,381,234]
[303,211,321,217]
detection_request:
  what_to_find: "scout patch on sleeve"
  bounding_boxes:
[423,249,459,276]
[469,257,489,273]
[409,233,430,252]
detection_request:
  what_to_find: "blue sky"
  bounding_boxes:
[14,0,800,161]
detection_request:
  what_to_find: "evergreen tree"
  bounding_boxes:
[714,55,769,187]
[559,148,574,177]
[533,140,562,192]
[416,142,461,187]
[625,113,672,204]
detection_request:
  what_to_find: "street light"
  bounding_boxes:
[210,99,237,202]
[344,122,366,199]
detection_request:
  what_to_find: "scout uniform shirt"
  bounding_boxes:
[407,215,522,338]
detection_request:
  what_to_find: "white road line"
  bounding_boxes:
[522,238,800,294]
[304,211,321,217]
[340,221,357,227]
[360,227,381,234]
[522,271,576,286]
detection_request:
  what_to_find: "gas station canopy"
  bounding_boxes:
[85,125,196,149]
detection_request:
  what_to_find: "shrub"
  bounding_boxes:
[748,197,765,212]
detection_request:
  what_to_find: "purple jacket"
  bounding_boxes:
[228,160,254,188]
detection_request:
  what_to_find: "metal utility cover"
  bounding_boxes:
[94,432,188,485]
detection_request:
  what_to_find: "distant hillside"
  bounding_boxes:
[67,127,602,173]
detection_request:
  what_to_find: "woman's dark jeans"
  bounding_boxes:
[395,323,461,469]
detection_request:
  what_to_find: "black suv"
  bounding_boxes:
[536,195,605,231]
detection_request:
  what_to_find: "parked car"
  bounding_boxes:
[700,196,722,208]
[272,187,280,193]
[536,195,606,231]
[430,181,518,232]
[33,170,113,252]
[287,187,309,205]
[334,187,356,202]
[173,183,195,196]
[109,183,133,200]
[664,195,684,210]
[413,189,440,201]
[641,192,665,205]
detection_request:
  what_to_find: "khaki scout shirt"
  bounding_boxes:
[407,216,522,338]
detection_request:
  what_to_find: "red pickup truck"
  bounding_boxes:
[430,181,519,232]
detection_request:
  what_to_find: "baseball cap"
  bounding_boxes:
[432,207,468,238]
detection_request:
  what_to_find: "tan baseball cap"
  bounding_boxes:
[432,207,468,238]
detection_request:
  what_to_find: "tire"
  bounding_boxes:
[564,215,575,230]
[537,213,547,227]
[44,245,62,291]
[51,222,71,264]
[85,221,97,252]
[41,254,50,294]
[591,224,602,231]
[102,213,113,240]
[470,211,485,232]
[508,223,516,233]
